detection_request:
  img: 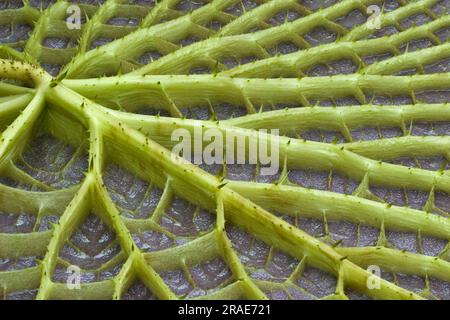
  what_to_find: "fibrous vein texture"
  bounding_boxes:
[0,0,448,300]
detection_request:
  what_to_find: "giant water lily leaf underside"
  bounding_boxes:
[0,0,449,300]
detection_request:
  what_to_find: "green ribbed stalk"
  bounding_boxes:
[0,0,448,300]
